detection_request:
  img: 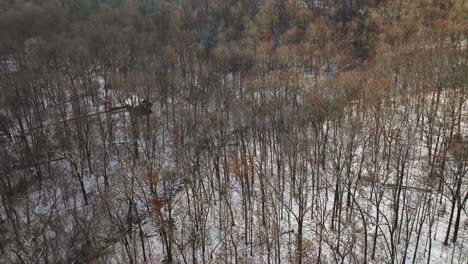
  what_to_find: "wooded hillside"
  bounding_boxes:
[0,0,466,263]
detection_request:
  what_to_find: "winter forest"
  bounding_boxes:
[0,0,466,263]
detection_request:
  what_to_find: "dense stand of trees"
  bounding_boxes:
[0,0,466,263]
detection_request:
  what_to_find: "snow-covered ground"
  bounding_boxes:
[0,71,466,263]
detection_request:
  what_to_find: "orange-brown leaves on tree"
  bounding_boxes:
[271,69,302,90]
[196,47,210,60]
[282,27,304,44]
[172,134,185,148]
[236,154,255,180]
[359,75,391,105]
[332,70,366,105]
[276,45,300,66]
[213,44,229,63]
[305,18,333,51]
[292,237,322,264]
[150,197,167,210]
[162,47,177,63]
[209,112,225,129]
[109,72,123,90]
[303,93,328,125]
[225,153,255,181]
[245,74,264,92]
[144,169,160,190]
[271,70,289,84]
[258,41,274,61]
[259,33,273,42]
[369,77,391,91]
